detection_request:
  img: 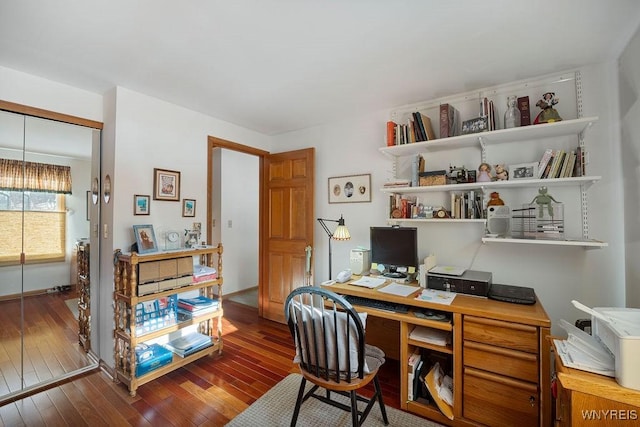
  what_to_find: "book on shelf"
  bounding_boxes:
[547,150,565,179]
[386,121,396,147]
[407,350,421,401]
[178,295,219,312]
[411,112,425,142]
[564,151,577,178]
[537,148,554,178]
[165,332,213,357]
[575,145,585,176]
[518,96,531,126]
[439,104,459,138]
[415,112,435,141]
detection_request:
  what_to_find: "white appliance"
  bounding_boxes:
[487,205,511,236]
[572,301,640,390]
[350,249,371,276]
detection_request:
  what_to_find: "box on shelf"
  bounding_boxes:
[135,343,173,377]
[419,170,447,187]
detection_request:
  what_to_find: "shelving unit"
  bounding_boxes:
[381,112,607,247]
[113,244,223,396]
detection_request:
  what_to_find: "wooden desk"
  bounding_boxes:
[324,280,551,427]
[553,340,640,426]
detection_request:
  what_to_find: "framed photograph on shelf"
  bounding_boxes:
[328,174,371,204]
[509,162,538,180]
[132,224,158,254]
[182,199,196,217]
[153,168,181,201]
[134,194,150,215]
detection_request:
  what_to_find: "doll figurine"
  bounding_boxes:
[477,163,492,182]
[534,92,562,124]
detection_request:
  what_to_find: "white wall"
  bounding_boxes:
[273,64,627,335]
[619,25,640,307]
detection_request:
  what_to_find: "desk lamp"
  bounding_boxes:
[317,215,350,280]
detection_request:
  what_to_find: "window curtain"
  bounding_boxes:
[0,158,72,194]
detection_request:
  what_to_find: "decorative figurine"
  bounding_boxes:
[477,163,492,182]
[487,191,505,206]
[531,186,560,217]
[494,164,508,181]
[534,92,562,124]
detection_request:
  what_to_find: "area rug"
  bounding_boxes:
[65,298,79,319]
[225,373,443,426]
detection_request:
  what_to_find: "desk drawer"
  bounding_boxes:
[463,366,539,427]
[463,315,538,353]
[464,340,538,383]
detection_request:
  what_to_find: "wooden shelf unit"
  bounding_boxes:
[113,244,223,396]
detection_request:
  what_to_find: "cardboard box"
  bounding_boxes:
[419,170,447,186]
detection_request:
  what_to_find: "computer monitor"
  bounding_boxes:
[370,226,418,278]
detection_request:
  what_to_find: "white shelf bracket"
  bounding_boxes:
[478,136,487,163]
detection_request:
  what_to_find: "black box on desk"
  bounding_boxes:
[427,270,492,297]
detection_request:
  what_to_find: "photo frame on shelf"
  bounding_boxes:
[153,168,181,201]
[133,224,158,254]
[134,194,150,216]
[182,199,196,217]
[328,174,371,204]
[509,162,538,180]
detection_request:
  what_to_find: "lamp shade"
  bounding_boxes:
[332,215,350,240]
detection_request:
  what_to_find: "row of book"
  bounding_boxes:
[537,146,585,179]
[450,191,483,220]
[386,111,435,146]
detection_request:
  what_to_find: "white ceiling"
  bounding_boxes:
[1,1,640,136]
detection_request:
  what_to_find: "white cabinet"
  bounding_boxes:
[380,72,606,248]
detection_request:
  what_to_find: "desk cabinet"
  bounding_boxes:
[553,340,640,426]
[325,281,551,427]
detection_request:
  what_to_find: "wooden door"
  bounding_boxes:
[261,148,314,323]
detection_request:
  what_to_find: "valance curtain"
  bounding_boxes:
[0,158,72,194]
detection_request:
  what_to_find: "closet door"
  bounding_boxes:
[0,110,98,401]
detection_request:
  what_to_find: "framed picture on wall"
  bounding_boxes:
[153,168,181,201]
[328,174,371,203]
[182,199,196,217]
[134,194,150,215]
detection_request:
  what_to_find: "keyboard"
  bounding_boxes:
[344,295,410,314]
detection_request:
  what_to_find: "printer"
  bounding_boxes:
[571,301,640,391]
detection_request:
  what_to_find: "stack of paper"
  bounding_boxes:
[409,326,451,346]
[554,319,614,376]
[165,332,213,357]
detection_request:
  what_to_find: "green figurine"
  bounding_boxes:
[531,187,559,218]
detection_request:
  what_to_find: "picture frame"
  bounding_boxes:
[133,224,158,254]
[153,168,181,201]
[182,199,196,217]
[509,162,538,180]
[134,194,150,215]
[328,174,371,204]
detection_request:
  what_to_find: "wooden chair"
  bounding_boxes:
[284,286,388,427]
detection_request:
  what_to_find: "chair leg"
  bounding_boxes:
[374,375,389,425]
[349,390,359,427]
[290,378,307,427]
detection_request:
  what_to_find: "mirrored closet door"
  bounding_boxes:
[0,108,100,402]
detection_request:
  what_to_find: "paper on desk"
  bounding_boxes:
[377,283,420,297]
[415,289,456,305]
[350,276,386,289]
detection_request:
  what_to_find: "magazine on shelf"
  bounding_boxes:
[165,332,213,357]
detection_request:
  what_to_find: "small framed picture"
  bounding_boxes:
[509,162,538,180]
[328,174,371,204]
[134,194,150,215]
[182,199,196,217]
[133,224,158,254]
[153,168,181,201]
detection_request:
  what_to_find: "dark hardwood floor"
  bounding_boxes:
[0,298,401,426]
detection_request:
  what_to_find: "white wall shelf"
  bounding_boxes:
[379,116,597,158]
[387,218,486,225]
[481,236,608,248]
[381,175,602,195]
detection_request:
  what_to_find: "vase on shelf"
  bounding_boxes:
[504,95,520,129]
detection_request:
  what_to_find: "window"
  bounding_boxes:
[0,191,66,264]
[0,159,71,265]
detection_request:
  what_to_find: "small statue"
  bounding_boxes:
[487,191,505,206]
[494,164,508,181]
[477,163,492,182]
[531,186,560,218]
[534,92,562,124]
